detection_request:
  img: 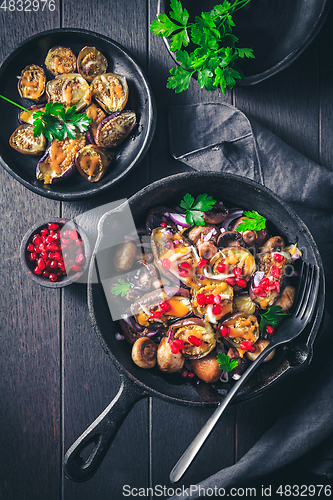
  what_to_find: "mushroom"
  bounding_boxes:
[187,225,219,244]
[274,285,295,312]
[157,337,185,373]
[114,241,137,272]
[217,231,245,249]
[132,337,157,369]
[227,348,249,375]
[197,240,217,260]
[261,236,285,253]
[190,350,222,383]
[145,206,174,235]
[203,202,229,225]
[245,339,275,362]
[232,217,269,249]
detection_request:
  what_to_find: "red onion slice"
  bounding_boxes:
[168,212,189,228]
[220,209,244,231]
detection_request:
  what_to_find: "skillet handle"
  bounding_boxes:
[63,374,148,482]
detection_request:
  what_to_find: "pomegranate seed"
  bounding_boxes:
[43,270,50,278]
[266,283,277,291]
[170,343,179,354]
[205,294,215,304]
[225,277,236,286]
[179,261,190,269]
[37,258,46,270]
[181,370,188,378]
[265,325,276,335]
[49,273,58,282]
[41,251,48,260]
[61,238,70,246]
[69,230,78,240]
[63,230,69,238]
[239,340,255,352]
[188,372,195,379]
[75,238,83,246]
[71,265,81,272]
[198,259,208,268]
[165,240,174,250]
[162,258,170,270]
[160,222,167,227]
[196,293,206,306]
[188,335,202,346]
[235,278,247,288]
[40,228,49,236]
[38,243,47,253]
[53,252,62,261]
[216,263,227,273]
[48,222,59,230]
[33,266,42,275]
[253,286,267,297]
[50,260,58,269]
[212,304,222,315]
[275,281,280,294]
[32,234,42,246]
[233,266,242,277]
[75,253,85,265]
[219,325,230,337]
[47,242,59,252]
[58,263,66,272]
[274,253,284,263]
[159,301,171,312]
[178,269,188,277]
[46,235,54,244]
[214,294,221,305]
[260,278,270,289]
[271,265,281,278]
[45,259,52,268]
[27,243,35,252]
[173,339,185,349]
[30,252,37,261]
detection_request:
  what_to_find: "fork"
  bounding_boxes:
[170,262,320,483]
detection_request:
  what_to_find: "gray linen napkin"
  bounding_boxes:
[167,102,333,496]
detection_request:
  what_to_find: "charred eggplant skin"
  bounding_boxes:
[95,110,137,149]
[77,46,108,83]
[45,46,76,76]
[9,124,46,155]
[18,64,46,101]
[75,144,114,182]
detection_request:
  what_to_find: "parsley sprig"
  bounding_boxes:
[111,279,131,297]
[259,306,288,338]
[216,352,238,372]
[0,94,91,142]
[150,0,254,93]
[180,193,216,226]
[236,210,267,232]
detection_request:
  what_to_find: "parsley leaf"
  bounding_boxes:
[259,306,288,337]
[216,352,238,372]
[236,210,267,232]
[111,279,131,297]
[180,193,216,226]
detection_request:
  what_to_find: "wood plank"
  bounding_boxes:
[0,7,61,500]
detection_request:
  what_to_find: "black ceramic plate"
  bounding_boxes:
[0,28,156,200]
[158,0,330,85]
[89,172,325,406]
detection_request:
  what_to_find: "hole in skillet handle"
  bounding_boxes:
[20,217,91,288]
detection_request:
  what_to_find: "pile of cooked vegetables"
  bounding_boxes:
[110,194,301,385]
[4,45,137,184]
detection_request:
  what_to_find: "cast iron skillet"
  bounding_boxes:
[64,172,325,482]
[158,0,330,86]
[0,28,156,200]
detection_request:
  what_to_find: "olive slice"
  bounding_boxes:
[46,73,91,111]
[18,64,46,101]
[77,46,108,82]
[18,104,46,125]
[90,73,128,114]
[75,145,114,182]
[95,110,137,149]
[9,124,46,155]
[36,134,86,184]
[45,46,76,76]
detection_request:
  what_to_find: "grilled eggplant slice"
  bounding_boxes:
[208,247,256,288]
[95,110,137,149]
[45,46,76,76]
[90,73,128,113]
[36,134,86,184]
[75,144,114,182]
[192,281,233,324]
[9,124,46,155]
[220,312,259,356]
[168,318,217,359]
[46,73,91,111]
[77,46,108,82]
[85,103,106,143]
[18,64,46,101]
[18,104,45,125]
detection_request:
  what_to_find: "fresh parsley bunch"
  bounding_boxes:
[259,306,288,338]
[180,193,216,226]
[150,0,254,93]
[236,210,267,232]
[216,352,238,372]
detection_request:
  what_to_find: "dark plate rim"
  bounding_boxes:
[87,172,325,407]
[0,28,157,201]
[157,0,331,86]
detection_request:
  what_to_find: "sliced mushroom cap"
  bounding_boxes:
[203,202,229,224]
[274,285,295,312]
[217,231,245,249]
[261,236,285,253]
[132,337,157,369]
[157,337,185,373]
[190,350,222,383]
[114,241,137,272]
[232,217,269,249]
[187,225,219,245]
[245,339,275,362]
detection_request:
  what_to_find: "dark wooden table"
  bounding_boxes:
[1,2,332,499]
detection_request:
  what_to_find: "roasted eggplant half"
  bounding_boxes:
[46,73,91,111]
[75,144,114,182]
[85,103,106,143]
[36,134,86,184]
[95,110,137,149]
[192,281,233,324]
[9,124,46,155]
[208,246,256,288]
[45,46,76,76]
[77,46,108,82]
[90,73,128,113]
[219,312,259,356]
[18,104,46,125]
[233,294,256,315]
[168,318,217,359]
[18,64,46,101]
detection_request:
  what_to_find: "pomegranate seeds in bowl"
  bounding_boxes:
[20,218,90,288]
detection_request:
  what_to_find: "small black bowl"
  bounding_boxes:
[20,217,91,288]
